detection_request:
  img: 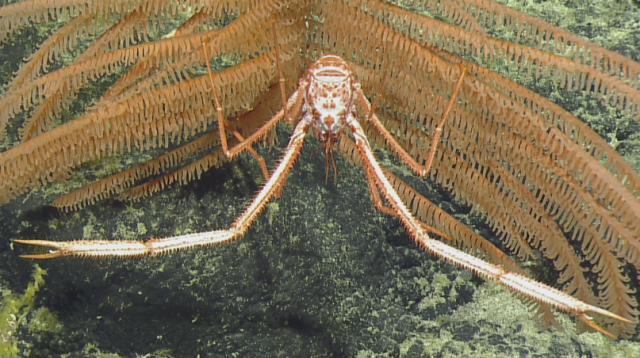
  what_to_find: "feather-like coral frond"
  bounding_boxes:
[1,0,639,340]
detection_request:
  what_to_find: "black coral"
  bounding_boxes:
[1,0,639,339]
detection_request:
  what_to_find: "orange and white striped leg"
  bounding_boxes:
[15,120,310,259]
[348,119,630,339]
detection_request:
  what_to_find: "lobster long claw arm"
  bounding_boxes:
[14,117,311,261]
[347,118,632,340]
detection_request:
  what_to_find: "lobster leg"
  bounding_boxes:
[347,119,631,339]
[353,64,466,178]
[14,119,309,259]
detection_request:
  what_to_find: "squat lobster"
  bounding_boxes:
[14,52,630,338]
